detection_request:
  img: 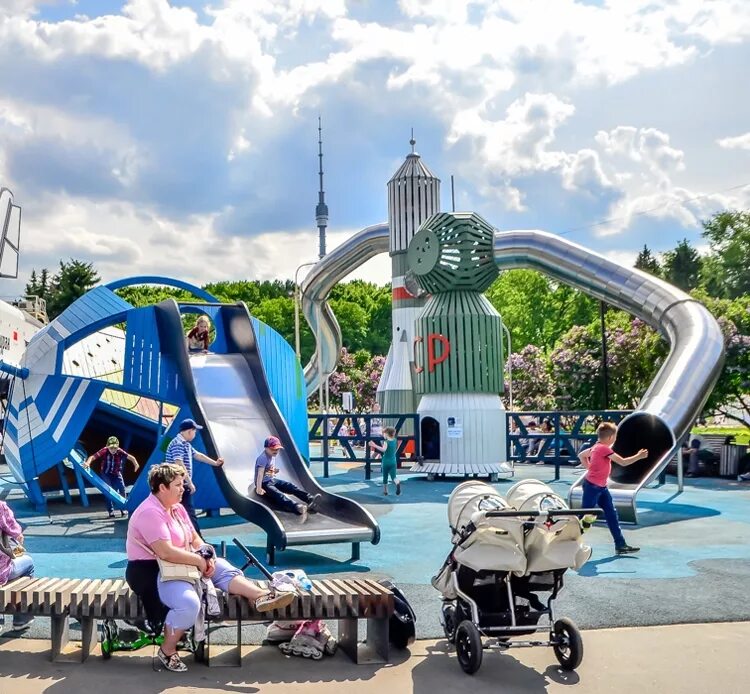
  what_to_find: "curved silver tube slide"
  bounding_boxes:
[301,223,389,395]
[301,225,725,523]
[494,231,725,522]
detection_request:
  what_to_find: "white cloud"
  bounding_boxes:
[717,132,750,150]
[1,0,750,293]
[8,194,393,298]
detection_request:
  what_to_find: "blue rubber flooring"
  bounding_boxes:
[2,461,750,638]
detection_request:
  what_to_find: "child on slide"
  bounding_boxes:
[252,436,321,523]
[186,314,211,354]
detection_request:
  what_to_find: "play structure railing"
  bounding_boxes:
[507,410,633,480]
[308,413,420,480]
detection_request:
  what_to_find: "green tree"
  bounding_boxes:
[662,239,702,291]
[701,210,750,298]
[46,259,100,318]
[694,291,750,432]
[486,269,597,352]
[634,245,661,276]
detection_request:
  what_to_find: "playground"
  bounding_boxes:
[1,154,747,688]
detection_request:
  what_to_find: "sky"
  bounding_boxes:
[1,0,750,297]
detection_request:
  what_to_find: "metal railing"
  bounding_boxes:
[506,410,633,480]
[308,413,420,480]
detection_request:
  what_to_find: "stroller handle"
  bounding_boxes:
[484,508,601,519]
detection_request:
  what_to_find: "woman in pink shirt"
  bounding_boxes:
[126,463,295,672]
[0,500,35,629]
[578,421,648,556]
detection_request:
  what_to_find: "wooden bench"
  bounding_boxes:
[0,576,395,666]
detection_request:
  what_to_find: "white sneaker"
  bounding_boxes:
[255,590,296,613]
[739,473,750,481]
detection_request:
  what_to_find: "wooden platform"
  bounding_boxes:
[410,460,514,481]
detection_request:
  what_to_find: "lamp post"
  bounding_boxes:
[502,322,513,412]
[600,301,609,410]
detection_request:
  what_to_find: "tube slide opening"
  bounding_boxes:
[611,413,674,485]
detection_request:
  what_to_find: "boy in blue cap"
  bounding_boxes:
[165,418,224,534]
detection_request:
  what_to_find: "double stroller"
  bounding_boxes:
[432,479,596,674]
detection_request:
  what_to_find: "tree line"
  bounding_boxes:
[23,210,750,429]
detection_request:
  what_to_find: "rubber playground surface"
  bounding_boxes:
[2,459,749,642]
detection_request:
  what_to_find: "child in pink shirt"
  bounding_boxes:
[578,421,648,555]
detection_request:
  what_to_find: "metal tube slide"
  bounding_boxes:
[301,223,389,395]
[300,225,725,522]
[493,231,725,522]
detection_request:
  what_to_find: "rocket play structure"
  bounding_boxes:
[299,141,726,522]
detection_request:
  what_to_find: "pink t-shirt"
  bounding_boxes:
[585,442,614,487]
[126,494,194,561]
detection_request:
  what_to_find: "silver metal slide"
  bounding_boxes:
[155,301,379,563]
[300,226,725,523]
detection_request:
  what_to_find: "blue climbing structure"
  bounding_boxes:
[2,277,308,511]
[2,276,378,559]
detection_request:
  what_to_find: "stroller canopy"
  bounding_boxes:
[506,479,569,514]
[447,481,510,534]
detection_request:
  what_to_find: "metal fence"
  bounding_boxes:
[506,410,633,480]
[308,413,420,480]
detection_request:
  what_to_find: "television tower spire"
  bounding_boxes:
[315,116,329,259]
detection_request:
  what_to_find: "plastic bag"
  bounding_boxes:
[271,569,313,593]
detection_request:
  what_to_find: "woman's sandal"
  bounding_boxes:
[157,648,188,672]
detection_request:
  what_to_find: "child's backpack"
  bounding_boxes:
[378,579,416,649]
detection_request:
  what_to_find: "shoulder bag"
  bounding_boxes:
[133,510,201,582]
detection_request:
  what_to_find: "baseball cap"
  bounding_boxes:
[264,436,283,450]
[107,436,119,447]
[179,418,204,432]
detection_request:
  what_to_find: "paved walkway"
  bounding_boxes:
[0,622,746,693]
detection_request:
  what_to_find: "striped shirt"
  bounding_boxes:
[165,434,194,477]
[91,447,129,476]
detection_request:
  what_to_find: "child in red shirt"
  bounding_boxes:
[578,421,648,555]
[186,315,211,354]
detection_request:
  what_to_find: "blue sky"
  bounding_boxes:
[1,0,749,292]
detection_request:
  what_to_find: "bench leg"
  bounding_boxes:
[365,617,390,663]
[50,615,70,662]
[80,617,98,662]
[337,617,389,664]
[205,620,242,667]
[337,617,358,662]
[351,542,360,562]
[267,541,275,566]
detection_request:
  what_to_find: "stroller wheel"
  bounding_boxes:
[552,617,583,671]
[455,620,483,675]
[441,604,458,644]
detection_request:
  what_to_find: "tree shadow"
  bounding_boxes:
[0,642,393,692]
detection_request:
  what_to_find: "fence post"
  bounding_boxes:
[364,414,372,481]
[554,413,561,481]
[322,414,330,478]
